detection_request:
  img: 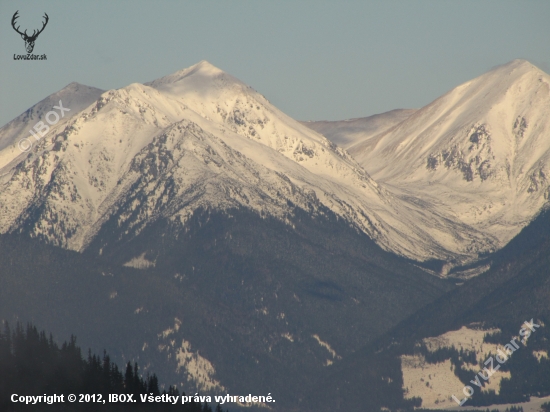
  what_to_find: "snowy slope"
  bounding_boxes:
[348,60,550,267]
[0,83,104,169]
[300,109,416,149]
[0,61,525,264]
[143,62,497,261]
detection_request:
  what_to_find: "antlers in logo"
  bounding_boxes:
[11,11,49,54]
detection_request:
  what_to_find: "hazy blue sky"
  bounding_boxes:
[1,0,549,127]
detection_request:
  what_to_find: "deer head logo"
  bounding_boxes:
[11,11,49,54]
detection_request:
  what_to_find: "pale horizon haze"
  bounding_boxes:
[0,0,549,127]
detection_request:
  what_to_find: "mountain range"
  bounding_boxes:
[308,60,550,276]
[0,59,549,411]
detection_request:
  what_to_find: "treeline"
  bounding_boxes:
[0,322,226,411]
[409,325,550,408]
[418,344,478,365]
[466,325,550,406]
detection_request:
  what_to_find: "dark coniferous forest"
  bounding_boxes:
[1,323,543,412]
[0,322,226,412]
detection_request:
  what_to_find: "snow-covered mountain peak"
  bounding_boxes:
[489,58,543,75]
[349,59,549,176]
[144,61,369,178]
[60,81,102,94]
[347,59,550,262]
[4,60,542,268]
[0,82,104,168]
[148,60,226,85]
[145,60,247,98]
